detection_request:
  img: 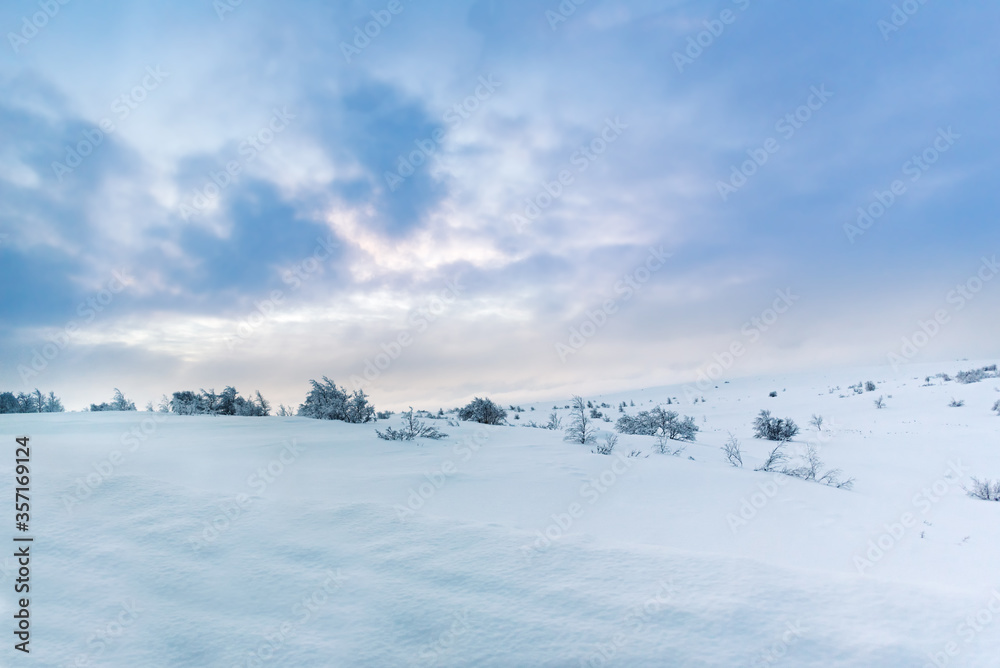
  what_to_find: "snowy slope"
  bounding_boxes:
[1,360,999,666]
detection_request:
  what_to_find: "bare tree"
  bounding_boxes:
[564,396,598,445]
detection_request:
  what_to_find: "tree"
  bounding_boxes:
[344,389,375,423]
[457,397,506,425]
[111,388,137,411]
[564,396,598,445]
[298,378,372,422]
[298,377,349,420]
[0,392,19,414]
[170,391,200,415]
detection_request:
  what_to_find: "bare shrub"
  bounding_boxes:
[376,407,448,441]
[966,478,1000,501]
[593,433,618,455]
[722,433,743,468]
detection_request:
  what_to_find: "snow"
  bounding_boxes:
[2,360,999,666]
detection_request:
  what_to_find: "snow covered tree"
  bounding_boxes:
[170,391,200,415]
[111,388,137,411]
[457,397,506,425]
[344,389,375,423]
[564,396,598,445]
[299,377,348,420]
[0,392,19,413]
[298,377,370,422]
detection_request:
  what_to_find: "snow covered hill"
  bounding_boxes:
[2,360,999,666]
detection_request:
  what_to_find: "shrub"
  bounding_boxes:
[376,407,447,441]
[546,412,562,430]
[564,396,598,445]
[865,381,877,392]
[948,398,965,408]
[755,442,788,472]
[615,407,698,441]
[298,377,371,422]
[90,388,137,412]
[955,366,997,384]
[752,410,799,441]
[966,478,1000,502]
[809,414,824,431]
[769,391,777,398]
[457,397,507,425]
[722,433,743,468]
[993,400,1000,416]
[873,396,885,409]
[593,433,618,455]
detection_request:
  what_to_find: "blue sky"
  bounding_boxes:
[1,0,997,410]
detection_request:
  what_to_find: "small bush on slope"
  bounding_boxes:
[376,408,447,441]
[966,478,1000,502]
[616,407,699,441]
[752,410,799,442]
[457,397,507,425]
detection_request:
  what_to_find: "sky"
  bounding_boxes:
[0,0,998,412]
